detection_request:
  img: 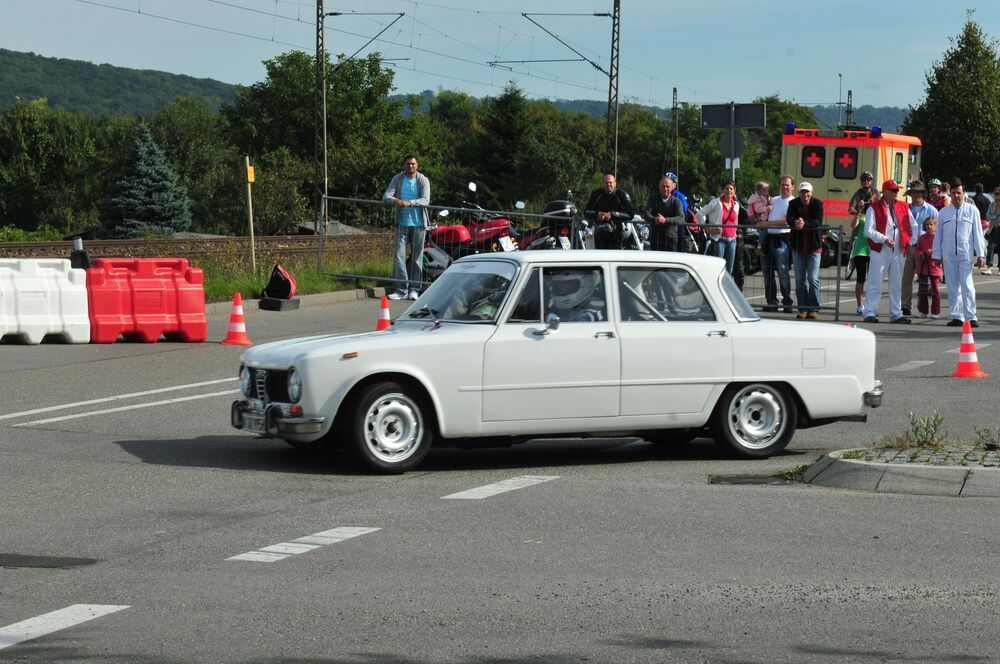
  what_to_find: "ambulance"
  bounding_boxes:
[780,124,923,225]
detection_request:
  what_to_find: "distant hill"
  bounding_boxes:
[0,48,237,116]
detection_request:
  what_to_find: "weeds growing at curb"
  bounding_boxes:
[877,410,949,449]
[974,426,1000,452]
[773,464,810,481]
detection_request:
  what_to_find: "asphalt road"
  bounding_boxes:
[1,278,999,663]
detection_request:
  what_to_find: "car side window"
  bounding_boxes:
[542,267,607,323]
[508,268,541,323]
[617,267,716,322]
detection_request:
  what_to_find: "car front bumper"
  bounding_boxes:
[231,400,325,436]
[863,381,884,408]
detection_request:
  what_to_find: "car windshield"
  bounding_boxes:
[719,270,759,320]
[401,260,517,323]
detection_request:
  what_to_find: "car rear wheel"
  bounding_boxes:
[342,381,433,474]
[712,383,796,458]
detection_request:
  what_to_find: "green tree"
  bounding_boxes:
[476,83,538,208]
[152,95,240,234]
[103,125,192,237]
[903,14,1000,184]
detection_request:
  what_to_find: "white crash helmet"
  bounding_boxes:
[549,271,598,310]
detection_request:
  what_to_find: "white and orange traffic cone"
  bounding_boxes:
[375,295,392,331]
[221,292,252,346]
[951,320,988,379]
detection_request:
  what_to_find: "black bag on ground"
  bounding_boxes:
[261,264,297,300]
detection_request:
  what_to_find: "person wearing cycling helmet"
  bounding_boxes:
[927,178,950,210]
[848,171,879,217]
[545,269,606,322]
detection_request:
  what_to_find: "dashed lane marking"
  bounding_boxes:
[885,360,935,372]
[442,475,559,500]
[0,604,129,651]
[227,527,381,563]
[14,389,241,427]
[0,378,238,421]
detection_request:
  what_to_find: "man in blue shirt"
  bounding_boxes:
[382,155,431,300]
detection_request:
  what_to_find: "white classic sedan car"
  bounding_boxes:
[232,250,882,473]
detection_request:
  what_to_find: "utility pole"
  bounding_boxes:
[845,90,855,127]
[606,0,621,175]
[673,87,679,175]
[244,156,256,273]
[314,0,329,271]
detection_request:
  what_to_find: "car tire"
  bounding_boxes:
[644,428,695,446]
[341,381,433,474]
[712,383,797,458]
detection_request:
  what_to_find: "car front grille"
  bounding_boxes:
[249,368,289,403]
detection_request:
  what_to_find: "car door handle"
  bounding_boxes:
[707,330,728,337]
[594,331,616,339]
[828,187,844,193]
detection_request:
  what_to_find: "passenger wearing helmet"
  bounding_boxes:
[927,178,950,210]
[848,171,879,217]
[545,269,606,322]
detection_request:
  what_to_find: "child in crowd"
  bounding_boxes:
[915,215,942,318]
[746,180,771,253]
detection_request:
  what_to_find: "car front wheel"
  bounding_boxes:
[712,383,796,458]
[342,381,433,473]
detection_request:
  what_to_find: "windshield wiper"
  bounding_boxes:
[407,305,441,319]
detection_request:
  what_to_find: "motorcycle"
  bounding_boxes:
[519,199,578,250]
[422,182,520,280]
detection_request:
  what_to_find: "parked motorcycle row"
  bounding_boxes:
[421,183,842,284]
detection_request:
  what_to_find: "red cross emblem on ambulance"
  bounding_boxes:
[806,152,821,167]
[838,152,854,169]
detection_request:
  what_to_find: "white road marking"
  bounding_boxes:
[0,604,129,651]
[885,360,935,372]
[14,389,240,427]
[948,343,991,353]
[442,475,559,500]
[227,527,381,563]
[0,378,238,421]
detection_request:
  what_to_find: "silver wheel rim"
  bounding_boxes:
[363,392,423,463]
[727,385,786,450]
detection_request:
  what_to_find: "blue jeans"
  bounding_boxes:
[760,235,792,307]
[716,237,737,274]
[792,250,821,312]
[393,225,426,294]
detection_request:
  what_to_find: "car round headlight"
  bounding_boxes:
[287,369,302,403]
[239,366,251,397]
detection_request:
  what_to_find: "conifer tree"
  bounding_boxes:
[903,12,1000,184]
[103,125,192,237]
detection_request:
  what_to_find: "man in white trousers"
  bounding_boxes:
[863,179,918,324]
[933,180,987,328]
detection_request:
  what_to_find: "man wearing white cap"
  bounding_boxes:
[933,180,987,327]
[863,179,917,323]
[786,181,824,318]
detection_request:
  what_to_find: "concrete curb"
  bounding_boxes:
[805,450,1000,497]
[205,288,383,315]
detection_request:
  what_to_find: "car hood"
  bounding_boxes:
[240,322,492,368]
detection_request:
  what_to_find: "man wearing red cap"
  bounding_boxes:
[862,179,918,323]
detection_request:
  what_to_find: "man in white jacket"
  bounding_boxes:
[932,181,987,327]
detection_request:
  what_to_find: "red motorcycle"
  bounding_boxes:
[423,184,519,279]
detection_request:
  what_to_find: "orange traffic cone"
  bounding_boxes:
[221,292,252,346]
[375,295,392,331]
[951,321,988,378]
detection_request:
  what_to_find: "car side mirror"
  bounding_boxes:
[515,201,525,210]
[438,209,449,218]
[533,313,560,336]
[468,182,477,193]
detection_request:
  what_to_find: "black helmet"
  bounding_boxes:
[542,200,577,218]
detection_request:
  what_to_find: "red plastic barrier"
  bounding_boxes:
[86,258,207,343]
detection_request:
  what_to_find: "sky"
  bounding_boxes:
[2,0,997,110]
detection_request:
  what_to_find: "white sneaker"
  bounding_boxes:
[387,291,403,300]
[980,268,993,275]
[929,313,941,319]
[407,290,420,300]
[914,311,927,318]
[856,306,864,316]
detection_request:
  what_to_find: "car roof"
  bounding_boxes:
[456,250,726,270]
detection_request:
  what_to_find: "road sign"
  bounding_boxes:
[718,129,746,158]
[700,103,767,129]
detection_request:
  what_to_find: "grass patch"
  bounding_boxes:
[200,258,393,303]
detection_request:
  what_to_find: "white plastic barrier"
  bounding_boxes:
[0,259,91,344]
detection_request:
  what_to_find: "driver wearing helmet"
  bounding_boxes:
[848,171,879,216]
[546,269,605,322]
